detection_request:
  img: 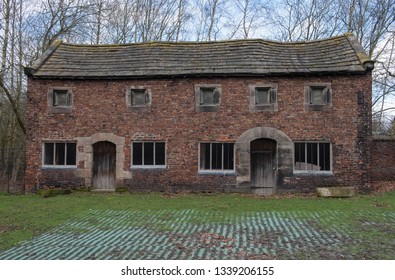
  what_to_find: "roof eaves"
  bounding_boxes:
[345,32,375,70]
[24,39,63,77]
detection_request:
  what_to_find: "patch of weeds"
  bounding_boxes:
[115,187,129,193]
[74,187,91,192]
[37,188,72,198]
[0,224,21,233]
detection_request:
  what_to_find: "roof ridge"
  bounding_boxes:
[58,34,351,48]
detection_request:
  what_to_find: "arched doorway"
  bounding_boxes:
[93,141,116,190]
[235,127,293,195]
[250,138,277,195]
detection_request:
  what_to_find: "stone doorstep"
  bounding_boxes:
[92,189,116,193]
[316,186,355,198]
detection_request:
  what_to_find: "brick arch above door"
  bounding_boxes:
[235,127,293,193]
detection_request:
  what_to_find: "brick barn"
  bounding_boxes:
[24,33,375,195]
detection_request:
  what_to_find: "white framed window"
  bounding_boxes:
[195,84,221,112]
[294,142,331,172]
[43,142,77,167]
[131,142,166,168]
[199,142,235,173]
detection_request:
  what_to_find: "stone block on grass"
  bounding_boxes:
[316,186,355,197]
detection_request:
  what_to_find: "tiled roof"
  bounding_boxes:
[25,33,374,79]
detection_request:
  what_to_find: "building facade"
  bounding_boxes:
[24,33,374,194]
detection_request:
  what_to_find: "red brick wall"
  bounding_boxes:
[371,138,395,181]
[25,73,372,193]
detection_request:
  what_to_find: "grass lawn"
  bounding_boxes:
[0,191,394,259]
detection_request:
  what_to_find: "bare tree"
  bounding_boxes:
[193,0,228,41]
[227,0,270,39]
[24,0,92,60]
[269,0,342,42]
[373,31,395,131]
[340,0,395,58]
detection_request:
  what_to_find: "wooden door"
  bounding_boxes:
[251,139,276,195]
[93,141,116,190]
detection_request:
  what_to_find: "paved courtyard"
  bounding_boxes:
[0,209,394,259]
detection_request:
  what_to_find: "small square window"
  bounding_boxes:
[49,88,73,113]
[127,87,152,111]
[195,84,221,112]
[53,90,71,107]
[304,83,332,111]
[200,87,219,105]
[309,86,329,105]
[249,84,278,111]
[131,89,148,106]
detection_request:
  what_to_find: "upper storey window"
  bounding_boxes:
[249,84,278,112]
[195,84,221,112]
[127,86,152,111]
[131,89,149,106]
[304,83,332,111]
[48,88,73,113]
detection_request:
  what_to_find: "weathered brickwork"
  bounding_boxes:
[25,73,373,193]
[371,138,395,181]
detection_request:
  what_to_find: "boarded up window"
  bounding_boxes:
[132,142,166,166]
[195,84,221,112]
[304,83,332,111]
[294,142,331,171]
[309,86,330,105]
[249,84,278,112]
[43,142,76,166]
[53,90,71,107]
[200,143,234,171]
[255,87,274,104]
[200,87,219,105]
[131,89,148,106]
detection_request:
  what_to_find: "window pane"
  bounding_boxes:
[55,143,65,165]
[44,143,54,165]
[133,143,143,165]
[53,90,68,106]
[132,90,146,106]
[211,143,222,169]
[319,143,331,171]
[294,143,305,170]
[255,88,270,104]
[66,143,76,165]
[307,143,319,170]
[223,143,234,170]
[201,88,214,105]
[311,87,324,104]
[144,142,154,165]
[155,143,165,165]
[200,143,209,169]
